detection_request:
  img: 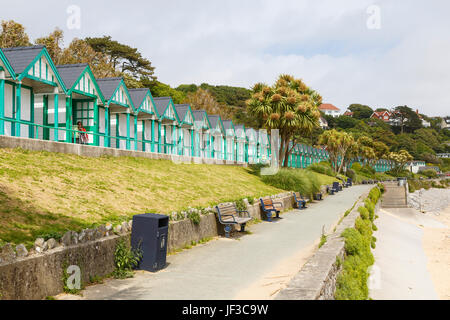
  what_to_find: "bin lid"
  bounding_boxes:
[134,213,169,220]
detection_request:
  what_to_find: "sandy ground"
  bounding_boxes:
[423,205,450,300]
[372,194,450,300]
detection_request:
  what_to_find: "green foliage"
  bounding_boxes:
[145,80,186,104]
[351,162,362,171]
[421,169,438,179]
[358,207,369,220]
[348,104,374,119]
[319,233,328,249]
[187,211,201,225]
[335,186,381,300]
[308,163,336,177]
[177,83,251,109]
[261,169,323,197]
[112,239,143,279]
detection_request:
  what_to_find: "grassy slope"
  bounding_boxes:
[0,148,337,246]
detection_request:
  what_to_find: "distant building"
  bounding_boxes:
[319,103,340,117]
[416,109,431,128]
[370,111,400,126]
[343,110,354,117]
[437,153,450,159]
[319,116,329,130]
[406,161,426,174]
[441,117,450,130]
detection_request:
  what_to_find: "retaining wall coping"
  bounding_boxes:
[276,189,372,300]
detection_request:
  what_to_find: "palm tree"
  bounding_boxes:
[247,75,321,167]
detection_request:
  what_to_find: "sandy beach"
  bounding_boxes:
[423,205,450,300]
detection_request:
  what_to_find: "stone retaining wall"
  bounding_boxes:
[0,135,247,167]
[0,192,298,300]
[276,189,373,300]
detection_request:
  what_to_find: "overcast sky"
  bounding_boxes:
[2,0,449,116]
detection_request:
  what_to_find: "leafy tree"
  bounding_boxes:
[182,87,233,119]
[86,36,157,84]
[0,20,31,48]
[348,104,373,119]
[387,150,413,175]
[35,28,64,64]
[392,106,422,134]
[335,116,359,129]
[247,74,321,167]
[318,129,355,174]
[59,38,117,78]
[144,80,185,104]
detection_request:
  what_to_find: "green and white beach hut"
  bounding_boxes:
[128,88,159,152]
[174,104,195,156]
[192,110,212,159]
[56,63,105,146]
[257,129,270,164]
[0,45,67,141]
[234,124,247,163]
[246,127,258,164]
[207,115,226,160]
[153,97,180,155]
[222,120,236,161]
[97,78,134,150]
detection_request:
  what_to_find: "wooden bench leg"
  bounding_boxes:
[224,225,232,238]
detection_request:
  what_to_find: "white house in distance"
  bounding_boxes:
[319,116,329,129]
[319,103,340,117]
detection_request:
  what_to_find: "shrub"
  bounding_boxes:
[358,207,369,220]
[351,163,362,172]
[112,239,143,279]
[261,169,321,197]
[360,165,375,177]
[346,169,356,181]
[308,163,336,177]
[421,169,438,179]
[335,186,381,300]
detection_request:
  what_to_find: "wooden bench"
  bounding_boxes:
[333,182,341,192]
[293,192,307,210]
[314,192,323,201]
[216,203,252,238]
[260,198,283,222]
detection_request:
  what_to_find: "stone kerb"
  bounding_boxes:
[276,190,371,300]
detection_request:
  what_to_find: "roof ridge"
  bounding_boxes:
[97,77,123,81]
[56,63,88,68]
[128,88,149,91]
[1,45,44,51]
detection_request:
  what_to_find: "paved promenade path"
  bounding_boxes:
[59,185,372,300]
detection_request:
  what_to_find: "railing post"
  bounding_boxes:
[126,112,130,150]
[54,91,59,142]
[65,96,71,143]
[105,106,110,148]
[151,119,155,153]
[15,81,21,137]
[134,114,138,151]
[0,75,4,135]
[94,99,99,146]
